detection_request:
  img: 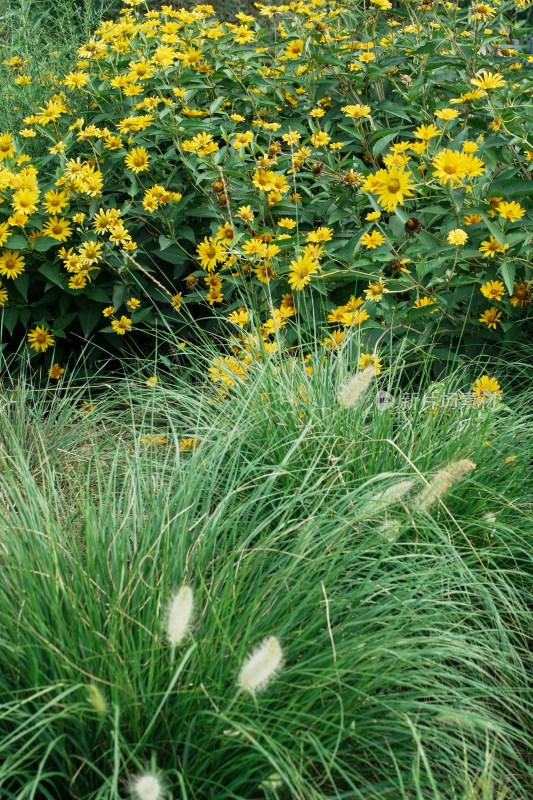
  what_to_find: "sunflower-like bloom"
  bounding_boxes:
[470,70,505,90]
[432,149,469,186]
[480,280,505,301]
[288,250,319,290]
[196,236,225,272]
[27,325,54,352]
[509,282,532,307]
[478,236,507,257]
[367,165,414,212]
[479,306,502,329]
[498,201,525,222]
[124,146,150,173]
[360,230,385,249]
[0,249,25,279]
[472,375,502,404]
[41,216,73,242]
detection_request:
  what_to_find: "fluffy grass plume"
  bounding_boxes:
[237,636,283,695]
[165,586,194,647]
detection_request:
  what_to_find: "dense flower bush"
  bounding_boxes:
[0,0,532,379]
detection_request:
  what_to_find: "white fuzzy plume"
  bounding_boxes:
[131,774,162,800]
[238,636,283,694]
[166,585,194,647]
[338,366,376,408]
[413,459,476,513]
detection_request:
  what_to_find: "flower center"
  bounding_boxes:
[387,179,401,192]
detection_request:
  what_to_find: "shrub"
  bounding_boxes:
[0,0,533,376]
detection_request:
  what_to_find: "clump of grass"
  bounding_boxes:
[0,346,531,798]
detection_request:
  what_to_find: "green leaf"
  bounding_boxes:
[38,262,66,289]
[4,235,27,251]
[499,261,515,295]
[1,308,19,335]
[488,178,533,197]
[372,133,398,158]
[33,237,58,253]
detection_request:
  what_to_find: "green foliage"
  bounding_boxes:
[0,346,532,798]
[1,0,533,371]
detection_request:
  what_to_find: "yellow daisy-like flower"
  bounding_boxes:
[473,375,502,404]
[197,236,225,271]
[0,133,14,161]
[285,39,304,59]
[470,70,505,90]
[447,228,468,245]
[42,190,70,214]
[27,325,54,353]
[434,108,460,121]
[278,218,296,229]
[127,297,141,310]
[146,376,158,387]
[234,131,253,148]
[111,315,132,335]
[0,285,9,306]
[102,306,115,316]
[365,211,381,221]
[41,216,73,242]
[307,227,333,243]
[288,251,319,290]
[171,292,182,312]
[497,201,525,222]
[360,230,385,249]
[0,222,11,246]
[341,104,371,121]
[480,280,505,300]
[414,123,440,142]
[0,249,25,279]
[368,165,414,212]
[432,149,468,186]
[124,146,150,173]
[48,363,65,379]
[478,236,507,257]
[359,353,382,374]
[365,279,387,301]
[479,306,502,328]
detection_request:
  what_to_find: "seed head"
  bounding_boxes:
[238,635,283,694]
[87,683,108,717]
[413,459,476,513]
[338,366,376,408]
[165,585,194,647]
[131,774,163,800]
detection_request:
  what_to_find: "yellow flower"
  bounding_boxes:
[478,236,507,257]
[414,123,440,141]
[341,104,371,120]
[102,306,115,316]
[367,165,414,212]
[285,39,304,59]
[470,70,505,90]
[311,131,330,147]
[228,307,249,327]
[124,146,150,173]
[479,306,502,328]
[111,315,132,334]
[359,353,382,374]
[41,216,73,242]
[365,211,381,221]
[196,236,225,271]
[473,375,502,404]
[127,297,141,310]
[42,190,70,214]
[360,230,385,249]
[27,325,54,352]
[288,251,319,290]
[434,108,459,121]
[0,222,11,247]
[480,280,505,301]
[48,363,65,379]
[278,217,296,229]
[307,227,333,243]
[171,292,182,311]
[432,149,468,186]
[498,201,525,222]
[146,376,158,387]
[447,228,468,245]
[365,279,387,301]
[234,131,253,148]
[0,133,14,161]
[0,250,25,279]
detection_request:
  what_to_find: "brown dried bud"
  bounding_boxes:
[405,217,422,236]
[185,274,199,292]
[217,193,228,208]
[312,161,325,177]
